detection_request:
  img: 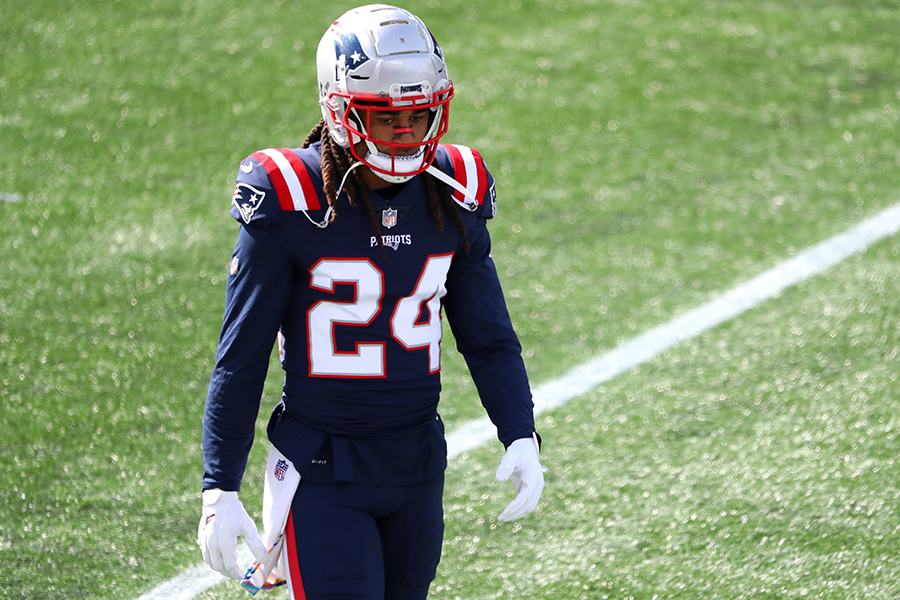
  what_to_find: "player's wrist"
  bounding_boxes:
[202,488,239,506]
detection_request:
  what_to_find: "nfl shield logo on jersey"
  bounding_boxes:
[274,459,289,482]
[382,208,398,229]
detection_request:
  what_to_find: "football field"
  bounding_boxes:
[2,1,900,599]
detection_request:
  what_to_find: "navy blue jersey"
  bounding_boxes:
[202,143,535,490]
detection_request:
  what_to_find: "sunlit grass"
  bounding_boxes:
[433,237,900,600]
[1,0,899,598]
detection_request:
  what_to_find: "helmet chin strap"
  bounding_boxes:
[351,130,480,209]
[363,152,482,210]
[424,164,480,211]
[336,161,366,198]
[362,149,480,210]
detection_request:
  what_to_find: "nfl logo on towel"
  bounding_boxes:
[382,208,398,229]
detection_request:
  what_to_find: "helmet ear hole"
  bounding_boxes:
[346,107,364,136]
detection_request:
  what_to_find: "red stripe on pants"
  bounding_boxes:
[285,510,307,600]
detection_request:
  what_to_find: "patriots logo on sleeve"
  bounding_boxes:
[232,183,266,224]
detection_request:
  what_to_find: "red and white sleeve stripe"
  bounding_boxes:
[443,144,488,205]
[250,148,321,212]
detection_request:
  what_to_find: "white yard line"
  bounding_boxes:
[450,201,900,457]
[135,560,248,600]
[136,202,900,600]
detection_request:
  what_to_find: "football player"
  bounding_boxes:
[197,5,544,599]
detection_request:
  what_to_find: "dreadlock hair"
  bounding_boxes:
[301,119,469,258]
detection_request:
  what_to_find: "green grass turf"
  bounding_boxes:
[1,0,899,598]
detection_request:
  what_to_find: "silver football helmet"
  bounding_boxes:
[316,4,454,183]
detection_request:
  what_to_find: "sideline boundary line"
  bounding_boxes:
[136,202,900,600]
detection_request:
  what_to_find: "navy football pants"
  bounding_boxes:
[283,475,445,600]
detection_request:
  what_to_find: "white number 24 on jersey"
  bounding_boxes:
[306,254,453,377]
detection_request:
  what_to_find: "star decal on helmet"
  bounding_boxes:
[335,32,370,70]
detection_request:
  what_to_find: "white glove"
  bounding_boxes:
[197,489,267,579]
[495,433,544,522]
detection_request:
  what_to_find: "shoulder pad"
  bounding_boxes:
[435,144,497,219]
[230,147,326,224]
